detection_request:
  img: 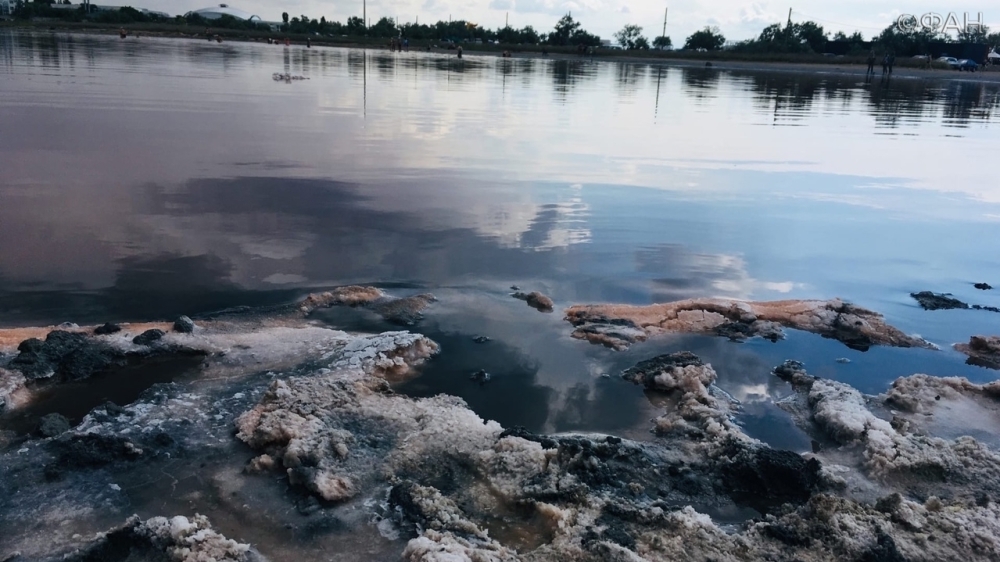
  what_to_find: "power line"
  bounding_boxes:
[791,10,889,32]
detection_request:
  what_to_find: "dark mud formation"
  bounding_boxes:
[512,291,555,313]
[911,291,1000,313]
[93,323,122,335]
[10,331,130,382]
[173,316,196,333]
[910,291,969,310]
[299,286,437,326]
[720,444,822,513]
[955,336,1000,370]
[975,283,993,291]
[133,329,166,346]
[620,351,704,387]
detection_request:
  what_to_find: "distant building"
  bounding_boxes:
[184,4,261,22]
[0,0,23,17]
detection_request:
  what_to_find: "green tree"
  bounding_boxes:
[281,12,288,24]
[346,16,365,33]
[958,23,990,43]
[793,21,826,52]
[652,35,672,49]
[548,13,580,45]
[684,26,725,50]
[614,24,647,50]
[369,16,396,37]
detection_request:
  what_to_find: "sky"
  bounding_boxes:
[142,1,997,43]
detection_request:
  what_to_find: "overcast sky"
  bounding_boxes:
[142,1,997,42]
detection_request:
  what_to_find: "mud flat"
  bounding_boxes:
[565,297,933,351]
[2,290,999,561]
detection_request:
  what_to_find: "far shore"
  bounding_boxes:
[5,20,1000,84]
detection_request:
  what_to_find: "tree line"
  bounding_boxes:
[612,19,999,55]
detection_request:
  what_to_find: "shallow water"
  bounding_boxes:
[2,30,1000,444]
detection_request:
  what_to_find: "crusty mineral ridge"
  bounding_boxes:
[565,298,933,350]
[774,362,1000,503]
[955,335,1000,370]
[232,348,1000,562]
[299,286,437,326]
[59,514,265,562]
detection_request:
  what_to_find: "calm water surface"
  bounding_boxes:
[3,31,1000,443]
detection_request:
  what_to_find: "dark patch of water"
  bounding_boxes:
[1,354,204,436]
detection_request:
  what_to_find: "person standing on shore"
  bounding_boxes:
[881,54,889,75]
[457,45,463,59]
[888,53,895,75]
[866,50,876,75]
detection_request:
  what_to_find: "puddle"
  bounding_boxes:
[1,354,205,436]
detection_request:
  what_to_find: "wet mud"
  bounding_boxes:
[2,288,1000,561]
[565,298,933,351]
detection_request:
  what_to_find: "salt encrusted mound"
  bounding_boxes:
[774,364,1000,503]
[621,352,748,443]
[57,514,264,562]
[299,286,437,326]
[955,335,1000,370]
[565,298,933,350]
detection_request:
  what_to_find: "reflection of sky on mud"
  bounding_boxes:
[2,31,1000,437]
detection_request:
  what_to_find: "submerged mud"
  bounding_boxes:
[1,290,999,561]
[565,298,933,351]
[956,336,1000,370]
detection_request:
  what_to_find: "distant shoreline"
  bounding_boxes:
[5,21,1000,84]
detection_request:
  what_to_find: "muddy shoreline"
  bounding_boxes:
[5,23,1000,84]
[3,288,1000,561]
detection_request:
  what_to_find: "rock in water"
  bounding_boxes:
[955,335,1000,370]
[132,329,165,346]
[472,336,490,344]
[470,369,491,384]
[38,413,71,437]
[10,331,126,381]
[93,323,121,335]
[512,291,554,313]
[173,316,196,333]
[566,298,932,351]
[975,283,993,291]
[910,291,969,310]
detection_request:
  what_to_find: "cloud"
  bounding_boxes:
[739,2,779,24]
[489,0,514,9]
[618,5,630,13]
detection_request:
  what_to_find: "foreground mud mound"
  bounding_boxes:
[53,514,265,562]
[565,298,934,351]
[1,297,998,561]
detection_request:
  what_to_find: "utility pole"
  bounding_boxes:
[505,12,508,28]
[662,7,667,38]
[787,7,792,29]
[363,0,366,32]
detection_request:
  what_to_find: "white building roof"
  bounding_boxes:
[185,4,260,21]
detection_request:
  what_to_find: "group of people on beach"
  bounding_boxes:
[866,50,895,77]
[389,37,409,52]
